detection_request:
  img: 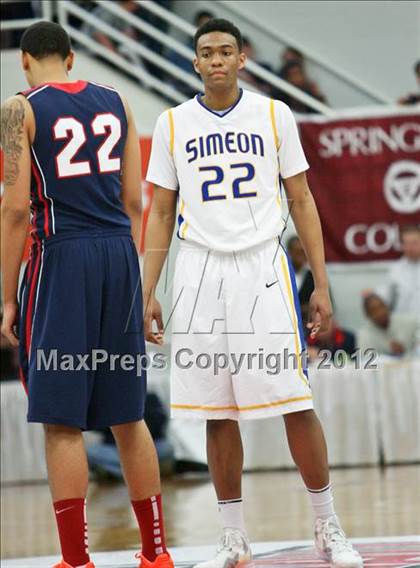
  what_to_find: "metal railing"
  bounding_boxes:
[54,0,334,114]
[4,0,378,113]
[216,0,392,105]
[137,0,333,114]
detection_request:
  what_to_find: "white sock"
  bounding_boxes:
[218,498,247,534]
[307,483,335,520]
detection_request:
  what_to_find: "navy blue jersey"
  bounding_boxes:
[21,80,131,241]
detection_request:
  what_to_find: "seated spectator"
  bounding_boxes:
[277,60,327,113]
[358,293,418,357]
[287,235,314,325]
[87,393,174,478]
[398,61,420,105]
[281,46,304,66]
[288,235,335,336]
[376,225,420,318]
[238,36,272,94]
[167,9,214,96]
[81,0,156,83]
[307,318,356,362]
[83,1,140,54]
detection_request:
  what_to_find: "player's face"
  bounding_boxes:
[366,297,389,329]
[194,32,246,90]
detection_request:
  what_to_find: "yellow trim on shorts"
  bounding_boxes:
[280,253,309,385]
[171,395,313,412]
[168,109,175,155]
[179,197,189,238]
[270,99,280,151]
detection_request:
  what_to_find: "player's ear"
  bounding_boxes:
[238,52,246,71]
[66,51,75,72]
[193,56,200,75]
[21,51,30,71]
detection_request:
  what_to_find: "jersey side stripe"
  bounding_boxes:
[31,147,56,235]
[168,109,175,156]
[31,159,50,238]
[179,197,188,239]
[270,99,280,151]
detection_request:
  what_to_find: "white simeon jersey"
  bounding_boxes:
[146,89,309,252]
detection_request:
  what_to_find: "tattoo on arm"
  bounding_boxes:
[1,98,26,186]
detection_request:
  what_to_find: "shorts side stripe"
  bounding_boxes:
[25,245,42,359]
[171,395,313,412]
[279,252,309,385]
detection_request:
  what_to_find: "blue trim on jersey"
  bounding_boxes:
[177,213,185,240]
[196,88,243,117]
[281,244,308,378]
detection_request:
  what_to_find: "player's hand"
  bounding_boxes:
[143,294,164,345]
[307,289,332,338]
[1,302,19,347]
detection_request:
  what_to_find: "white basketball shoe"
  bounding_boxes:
[315,515,363,567]
[194,528,252,568]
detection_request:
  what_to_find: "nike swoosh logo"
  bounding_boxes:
[56,506,75,515]
[265,281,278,288]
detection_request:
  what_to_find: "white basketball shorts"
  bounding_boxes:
[169,237,313,420]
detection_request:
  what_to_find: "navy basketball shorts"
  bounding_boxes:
[18,232,146,430]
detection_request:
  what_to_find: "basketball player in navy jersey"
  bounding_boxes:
[1,22,173,568]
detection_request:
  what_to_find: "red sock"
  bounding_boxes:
[53,498,90,567]
[132,494,167,561]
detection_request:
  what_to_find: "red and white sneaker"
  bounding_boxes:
[53,562,95,568]
[136,551,175,568]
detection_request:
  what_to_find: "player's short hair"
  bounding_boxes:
[286,235,300,250]
[194,18,243,53]
[415,60,420,76]
[20,21,72,61]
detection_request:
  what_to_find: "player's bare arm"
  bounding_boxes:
[120,96,143,253]
[142,186,177,345]
[283,171,332,337]
[0,95,33,346]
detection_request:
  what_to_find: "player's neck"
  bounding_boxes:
[32,70,72,87]
[201,85,241,111]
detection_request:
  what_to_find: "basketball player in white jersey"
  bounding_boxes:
[143,19,363,568]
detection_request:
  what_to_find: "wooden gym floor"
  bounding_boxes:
[1,464,419,561]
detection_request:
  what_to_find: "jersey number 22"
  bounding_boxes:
[53,113,121,178]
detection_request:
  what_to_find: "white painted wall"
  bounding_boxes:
[173,0,420,108]
[0,49,168,134]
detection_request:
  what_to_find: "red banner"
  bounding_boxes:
[299,112,420,262]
